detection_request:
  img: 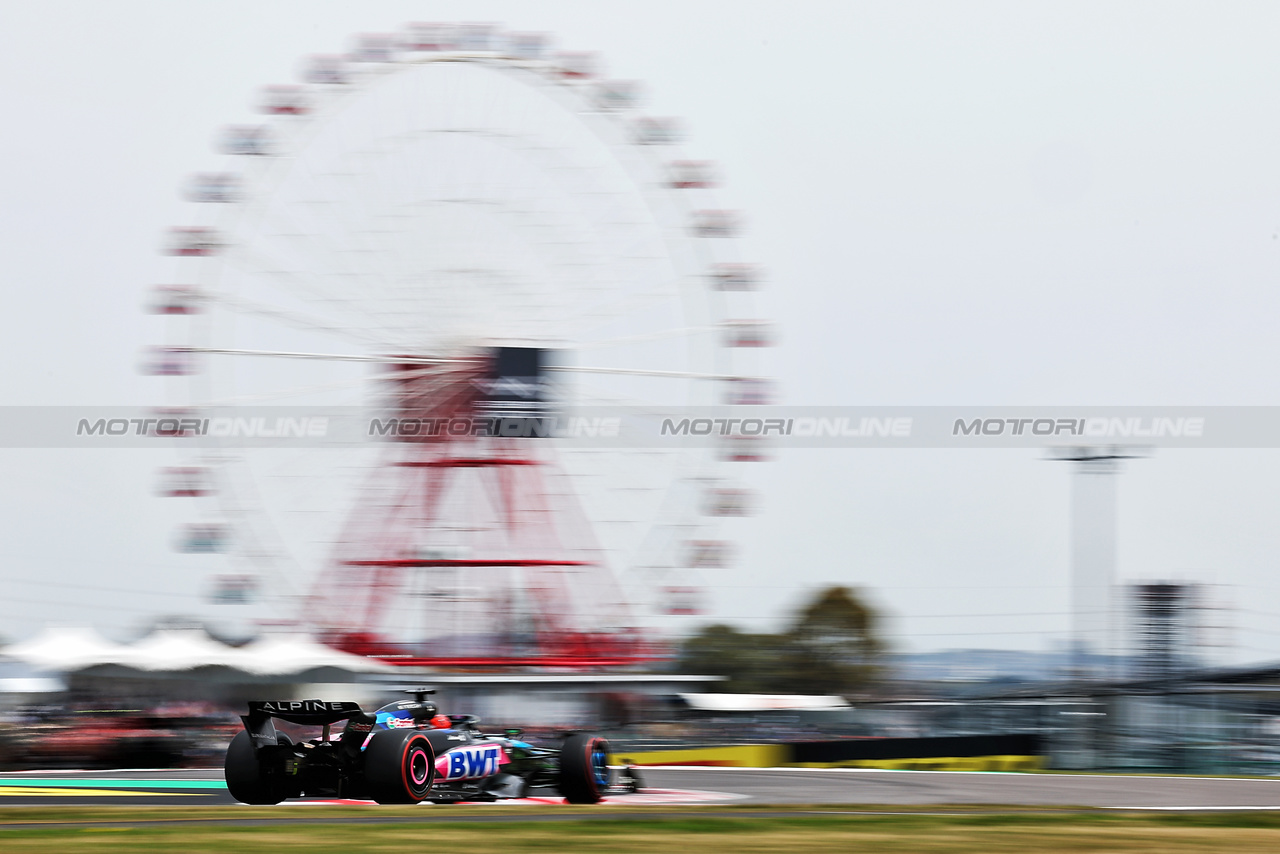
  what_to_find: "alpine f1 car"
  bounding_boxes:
[224,689,641,804]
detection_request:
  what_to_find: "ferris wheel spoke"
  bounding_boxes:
[181,345,734,382]
[557,280,686,339]
[186,353,479,405]
[195,372,385,406]
[221,244,399,336]
[567,379,686,412]
[254,138,428,326]
[240,153,400,308]
[179,347,456,365]
[553,364,732,381]
[317,183,401,308]
[399,122,647,329]
[302,160,418,308]
[573,325,714,351]
[347,134,416,303]
[211,291,387,348]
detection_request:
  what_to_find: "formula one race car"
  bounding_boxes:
[224,689,641,804]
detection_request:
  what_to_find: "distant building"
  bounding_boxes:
[1128,582,1208,680]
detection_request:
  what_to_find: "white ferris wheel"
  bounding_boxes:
[144,23,774,662]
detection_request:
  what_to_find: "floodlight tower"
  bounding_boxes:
[1047,445,1150,681]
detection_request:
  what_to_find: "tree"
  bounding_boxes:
[783,586,883,696]
[675,624,794,694]
[675,586,885,696]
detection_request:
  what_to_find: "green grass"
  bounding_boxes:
[2,807,1280,852]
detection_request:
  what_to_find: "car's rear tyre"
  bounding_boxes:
[224,730,295,805]
[364,730,435,804]
[559,733,610,804]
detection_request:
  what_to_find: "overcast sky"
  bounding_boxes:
[3,2,1280,664]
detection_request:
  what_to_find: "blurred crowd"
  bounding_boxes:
[0,702,240,770]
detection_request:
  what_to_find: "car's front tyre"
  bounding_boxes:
[558,733,610,804]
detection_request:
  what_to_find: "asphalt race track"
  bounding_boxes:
[652,767,1280,809]
[2,766,1280,812]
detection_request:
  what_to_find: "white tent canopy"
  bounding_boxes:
[235,635,395,676]
[2,627,393,677]
[122,629,248,671]
[676,693,852,712]
[1,626,128,672]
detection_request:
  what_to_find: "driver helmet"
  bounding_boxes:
[430,714,452,729]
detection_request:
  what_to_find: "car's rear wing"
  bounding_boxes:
[242,700,374,750]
